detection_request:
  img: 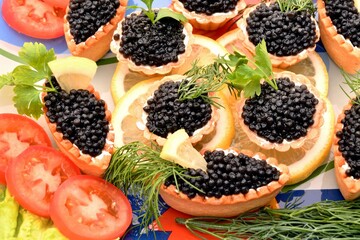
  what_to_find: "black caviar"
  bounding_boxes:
[325,0,360,48]
[143,80,212,138]
[336,101,360,179]
[116,11,186,67]
[179,0,238,15]
[164,150,280,199]
[67,0,120,44]
[246,2,317,56]
[44,77,109,157]
[241,77,319,143]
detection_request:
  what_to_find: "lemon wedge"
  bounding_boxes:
[48,56,97,93]
[160,129,208,171]
[355,0,360,12]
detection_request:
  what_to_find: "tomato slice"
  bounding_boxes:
[0,113,52,184]
[6,145,81,217]
[51,175,132,240]
[43,0,69,10]
[2,0,65,39]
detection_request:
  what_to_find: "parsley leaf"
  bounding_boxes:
[2,42,56,119]
[18,42,56,77]
[13,85,43,119]
[0,73,14,89]
[155,8,187,23]
[128,0,187,24]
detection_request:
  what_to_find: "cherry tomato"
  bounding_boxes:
[0,113,52,184]
[51,175,132,240]
[6,145,81,217]
[43,0,69,9]
[2,0,65,39]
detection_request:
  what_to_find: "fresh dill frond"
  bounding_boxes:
[176,198,360,239]
[104,142,201,235]
[340,70,360,105]
[178,39,276,102]
[277,0,316,14]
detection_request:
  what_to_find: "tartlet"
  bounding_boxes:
[318,0,360,74]
[160,149,289,217]
[237,71,325,152]
[138,75,219,146]
[236,2,320,68]
[42,84,114,177]
[171,0,247,30]
[64,0,127,61]
[334,101,360,200]
[110,10,194,75]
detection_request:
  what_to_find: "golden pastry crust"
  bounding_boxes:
[171,0,247,30]
[42,85,114,177]
[318,0,360,74]
[64,0,128,61]
[236,2,320,68]
[159,149,289,217]
[139,75,220,146]
[334,101,360,200]
[237,71,326,152]
[110,12,194,75]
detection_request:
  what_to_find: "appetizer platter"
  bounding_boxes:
[0,0,359,239]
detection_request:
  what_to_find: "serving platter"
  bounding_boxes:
[0,0,352,239]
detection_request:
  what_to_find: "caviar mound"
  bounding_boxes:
[217,28,329,97]
[171,0,246,31]
[236,2,320,68]
[233,96,334,185]
[334,101,360,200]
[237,71,325,152]
[110,10,194,75]
[111,75,234,151]
[111,34,228,102]
[64,0,127,61]
[318,0,360,74]
[159,149,289,217]
[42,84,114,177]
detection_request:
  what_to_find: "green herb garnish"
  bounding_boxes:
[0,42,56,119]
[104,142,201,234]
[277,0,316,14]
[176,198,360,239]
[178,39,276,105]
[340,70,360,105]
[128,0,187,24]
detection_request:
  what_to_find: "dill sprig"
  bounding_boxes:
[176,198,360,239]
[178,40,276,104]
[277,0,316,14]
[104,142,200,234]
[340,70,360,105]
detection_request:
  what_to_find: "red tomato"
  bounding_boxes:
[51,175,132,240]
[0,113,52,184]
[43,0,69,10]
[2,0,65,39]
[6,145,81,217]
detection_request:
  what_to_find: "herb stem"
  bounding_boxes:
[176,199,360,239]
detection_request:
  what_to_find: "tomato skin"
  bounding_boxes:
[51,175,132,240]
[0,113,52,184]
[2,0,65,39]
[6,145,81,217]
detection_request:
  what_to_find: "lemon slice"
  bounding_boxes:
[355,0,360,12]
[48,56,97,93]
[160,129,207,171]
